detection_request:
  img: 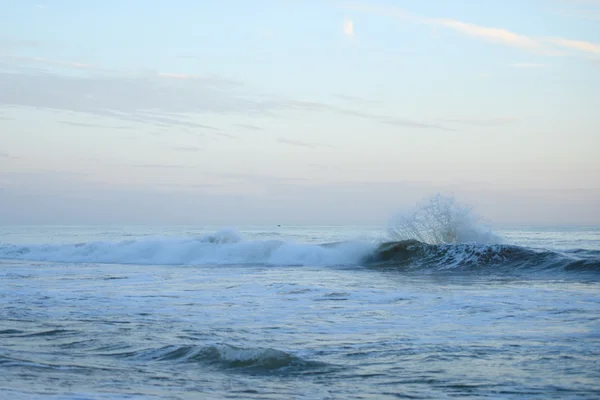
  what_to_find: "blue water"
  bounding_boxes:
[1,225,599,399]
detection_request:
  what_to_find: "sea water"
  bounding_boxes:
[1,221,599,399]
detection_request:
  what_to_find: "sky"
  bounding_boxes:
[0,0,599,226]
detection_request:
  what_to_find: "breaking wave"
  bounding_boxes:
[0,233,598,274]
[0,230,376,266]
[365,240,600,273]
[0,195,597,274]
[387,194,502,245]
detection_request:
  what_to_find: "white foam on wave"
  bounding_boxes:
[387,194,503,245]
[0,194,505,266]
[0,228,377,266]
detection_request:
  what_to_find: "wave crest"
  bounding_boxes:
[387,194,502,245]
[198,228,242,244]
[365,240,600,273]
[116,344,324,372]
[0,233,376,266]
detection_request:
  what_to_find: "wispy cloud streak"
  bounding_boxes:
[442,117,519,127]
[276,138,336,149]
[0,58,453,131]
[548,38,600,54]
[510,62,547,68]
[429,19,544,51]
[345,2,600,58]
[5,55,95,69]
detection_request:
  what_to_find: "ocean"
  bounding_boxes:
[1,219,599,399]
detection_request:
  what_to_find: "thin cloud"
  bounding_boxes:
[0,70,272,128]
[235,123,263,131]
[153,182,228,190]
[276,138,335,149]
[430,18,546,52]
[334,94,381,104]
[0,60,453,132]
[332,108,451,131]
[308,163,344,172]
[214,132,239,140]
[548,38,600,54]
[280,98,329,112]
[346,2,600,57]
[6,55,244,88]
[343,18,354,38]
[345,2,542,52]
[158,72,201,80]
[60,121,107,128]
[380,116,454,131]
[510,62,547,68]
[442,117,519,127]
[277,138,317,148]
[134,164,196,169]
[0,152,13,158]
[216,172,313,185]
[8,55,96,70]
[59,121,133,130]
[171,145,203,152]
[156,72,240,87]
[246,96,451,130]
[110,125,132,130]
[116,113,221,131]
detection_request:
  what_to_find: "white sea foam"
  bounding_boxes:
[0,229,377,266]
[387,194,503,245]
[0,195,510,266]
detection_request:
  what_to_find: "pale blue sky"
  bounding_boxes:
[1,0,599,225]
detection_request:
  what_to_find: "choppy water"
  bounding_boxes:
[1,225,599,399]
